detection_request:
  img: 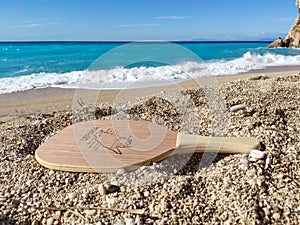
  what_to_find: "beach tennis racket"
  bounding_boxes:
[35,119,260,173]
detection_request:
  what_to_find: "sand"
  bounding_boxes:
[0,68,299,224]
[1,67,299,122]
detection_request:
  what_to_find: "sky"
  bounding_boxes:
[0,0,298,41]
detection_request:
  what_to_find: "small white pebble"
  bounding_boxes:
[48,170,55,176]
[46,217,54,225]
[265,156,270,169]
[272,213,281,220]
[42,218,47,225]
[82,192,89,199]
[55,211,61,218]
[98,184,106,195]
[263,207,270,215]
[230,104,248,112]
[240,157,248,164]
[116,168,127,175]
[14,185,21,191]
[32,193,39,198]
[68,192,77,200]
[256,178,263,187]
[125,218,134,225]
[135,216,142,225]
[248,179,256,186]
[84,209,96,216]
[143,191,150,197]
[26,180,33,186]
[250,149,265,160]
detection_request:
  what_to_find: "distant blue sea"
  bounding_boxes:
[1,41,300,93]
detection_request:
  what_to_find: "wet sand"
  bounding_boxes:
[1,68,299,122]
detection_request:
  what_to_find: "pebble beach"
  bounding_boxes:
[0,71,299,224]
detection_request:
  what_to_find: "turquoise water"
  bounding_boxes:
[0,42,121,78]
[1,41,300,93]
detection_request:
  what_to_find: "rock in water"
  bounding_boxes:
[269,1,300,48]
[268,37,285,48]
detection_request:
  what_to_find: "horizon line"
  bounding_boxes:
[0,40,274,43]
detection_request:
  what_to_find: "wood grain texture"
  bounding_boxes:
[36,120,177,172]
[35,120,260,173]
[175,133,261,154]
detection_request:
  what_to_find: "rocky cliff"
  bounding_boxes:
[268,0,300,48]
[284,16,300,47]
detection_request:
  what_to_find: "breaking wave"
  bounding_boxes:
[1,51,300,94]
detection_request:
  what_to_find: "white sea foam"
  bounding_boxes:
[0,71,84,94]
[1,52,300,94]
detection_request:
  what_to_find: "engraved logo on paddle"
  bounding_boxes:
[80,127,132,155]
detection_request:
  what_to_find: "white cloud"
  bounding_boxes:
[116,23,162,28]
[17,23,43,28]
[154,16,190,20]
[2,20,59,28]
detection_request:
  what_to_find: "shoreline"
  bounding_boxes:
[1,65,300,100]
[0,67,299,123]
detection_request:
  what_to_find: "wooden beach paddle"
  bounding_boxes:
[35,120,260,173]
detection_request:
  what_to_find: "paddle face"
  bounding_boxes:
[35,120,177,173]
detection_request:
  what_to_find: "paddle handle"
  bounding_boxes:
[175,133,260,154]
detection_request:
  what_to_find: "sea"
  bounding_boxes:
[1,41,300,94]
